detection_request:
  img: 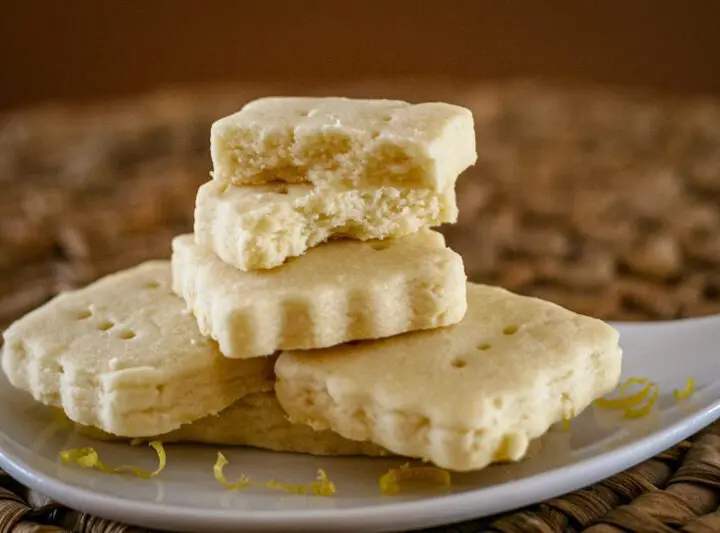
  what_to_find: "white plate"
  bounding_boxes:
[1,316,720,532]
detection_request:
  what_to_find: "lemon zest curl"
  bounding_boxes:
[213,452,335,496]
[595,377,658,419]
[60,441,166,479]
[674,378,696,401]
[213,452,252,490]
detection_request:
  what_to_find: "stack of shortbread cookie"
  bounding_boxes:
[1,97,623,472]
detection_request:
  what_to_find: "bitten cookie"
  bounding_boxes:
[76,391,391,457]
[172,230,467,359]
[210,97,476,191]
[194,180,457,271]
[1,262,276,437]
[275,283,623,472]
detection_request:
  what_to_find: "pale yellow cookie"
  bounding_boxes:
[172,230,467,359]
[1,262,275,437]
[76,391,391,457]
[194,180,457,271]
[275,283,622,472]
[210,97,476,191]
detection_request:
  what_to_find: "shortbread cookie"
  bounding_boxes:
[210,97,476,191]
[275,283,622,472]
[1,262,276,437]
[195,180,458,271]
[172,230,467,359]
[76,391,391,457]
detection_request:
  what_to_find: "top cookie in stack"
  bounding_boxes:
[199,97,477,271]
[176,97,477,359]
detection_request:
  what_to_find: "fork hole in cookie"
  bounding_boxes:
[143,280,160,289]
[503,325,519,335]
[381,114,393,123]
[97,321,114,331]
[75,310,92,320]
[477,343,492,351]
[493,397,504,409]
[118,329,136,340]
[451,358,467,369]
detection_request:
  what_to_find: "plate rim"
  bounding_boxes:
[1,401,719,532]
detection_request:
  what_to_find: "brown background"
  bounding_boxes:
[3,0,720,110]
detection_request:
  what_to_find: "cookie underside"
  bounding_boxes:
[76,391,391,457]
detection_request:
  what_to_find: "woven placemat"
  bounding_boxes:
[0,80,719,532]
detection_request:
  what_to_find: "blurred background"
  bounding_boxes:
[1,1,719,332]
[4,1,720,108]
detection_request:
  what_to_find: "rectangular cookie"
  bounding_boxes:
[76,391,391,458]
[275,283,622,472]
[194,179,457,271]
[172,229,467,359]
[210,97,476,191]
[1,261,276,437]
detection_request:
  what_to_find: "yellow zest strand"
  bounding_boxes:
[595,378,652,409]
[60,448,115,474]
[264,470,336,496]
[624,383,659,419]
[60,441,166,479]
[213,452,252,490]
[674,378,696,401]
[594,377,662,419]
[213,453,335,496]
[379,463,451,496]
